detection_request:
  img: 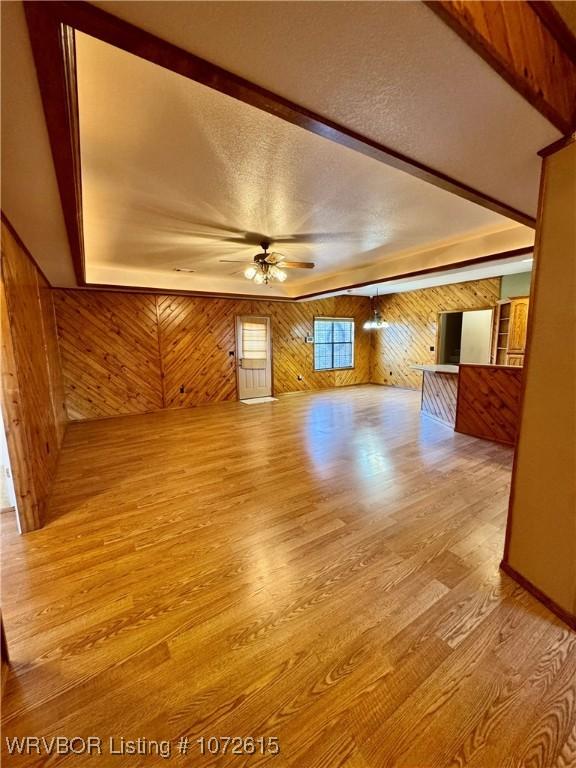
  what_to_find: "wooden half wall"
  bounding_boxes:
[1,220,67,532]
[370,278,501,390]
[455,364,523,446]
[53,290,371,420]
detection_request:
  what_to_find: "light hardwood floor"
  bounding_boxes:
[1,386,574,767]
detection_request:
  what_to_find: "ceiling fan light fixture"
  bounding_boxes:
[269,264,287,282]
[234,240,315,285]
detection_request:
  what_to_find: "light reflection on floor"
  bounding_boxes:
[303,386,463,486]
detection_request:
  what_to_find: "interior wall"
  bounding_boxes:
[53,290,371,420]
[1,220,67,532]
[460,309,493,364]
[504,140,575,621]
[370,278,501,389]
[500,272,532,298]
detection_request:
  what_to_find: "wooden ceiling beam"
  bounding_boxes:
[23,2,85,285]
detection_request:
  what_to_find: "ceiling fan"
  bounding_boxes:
[220,241,315,285]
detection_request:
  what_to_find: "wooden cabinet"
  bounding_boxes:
[491,296,529,366]
[508,297,529,353]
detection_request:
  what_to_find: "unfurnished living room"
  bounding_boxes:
[1,2,575,766]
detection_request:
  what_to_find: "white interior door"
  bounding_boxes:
[460,309,493,364]
[236,316,272,399]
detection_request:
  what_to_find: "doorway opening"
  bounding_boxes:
[437,308,493,365]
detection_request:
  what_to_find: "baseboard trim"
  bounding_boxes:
[500,560,576,631]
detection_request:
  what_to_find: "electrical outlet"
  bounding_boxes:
[430,346,435,352]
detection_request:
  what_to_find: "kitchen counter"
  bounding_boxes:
[411,364,459,374]
[411,363,523,442]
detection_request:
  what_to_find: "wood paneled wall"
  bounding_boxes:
[1,221,67,532]
[53,290,371,420]
[53,291,164,420]
[370,278,501,390]
[421,371,459,426]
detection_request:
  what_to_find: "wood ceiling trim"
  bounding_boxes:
[79,283,296,303]
[425,1,576,135]
[538,132,576,159]
[23,0,537,296]
[23,3,85,285]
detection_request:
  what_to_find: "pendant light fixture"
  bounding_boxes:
[363,286,388,330]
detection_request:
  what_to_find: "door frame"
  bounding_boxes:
[234,314,274,400]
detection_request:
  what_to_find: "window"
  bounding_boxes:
[314,318,355,371]
[241,320,267,359]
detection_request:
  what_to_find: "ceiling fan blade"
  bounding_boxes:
[219,259,251,263]
[271,232,360,244]
[264,252,284,264]
[281,262,315,269]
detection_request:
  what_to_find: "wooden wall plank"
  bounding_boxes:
[158,295,241,409]
[1,279,39,531]
[421,371,459,426]
[370,279,501,390]
[455,364,523,445]
[37,274,67,444]
[54,291,372,419]
[53,290,164,420]
[1,221,67,531]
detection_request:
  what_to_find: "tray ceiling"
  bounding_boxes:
[2,1,556,293]
[77,31,532,298]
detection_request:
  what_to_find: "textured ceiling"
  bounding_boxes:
[1,1,558,292]
[0,2,75,285]
[93,0,560,216]
[77,32,531,298]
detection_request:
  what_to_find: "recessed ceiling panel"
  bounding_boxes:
[76,32,531,297]
[92,1,560,215]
